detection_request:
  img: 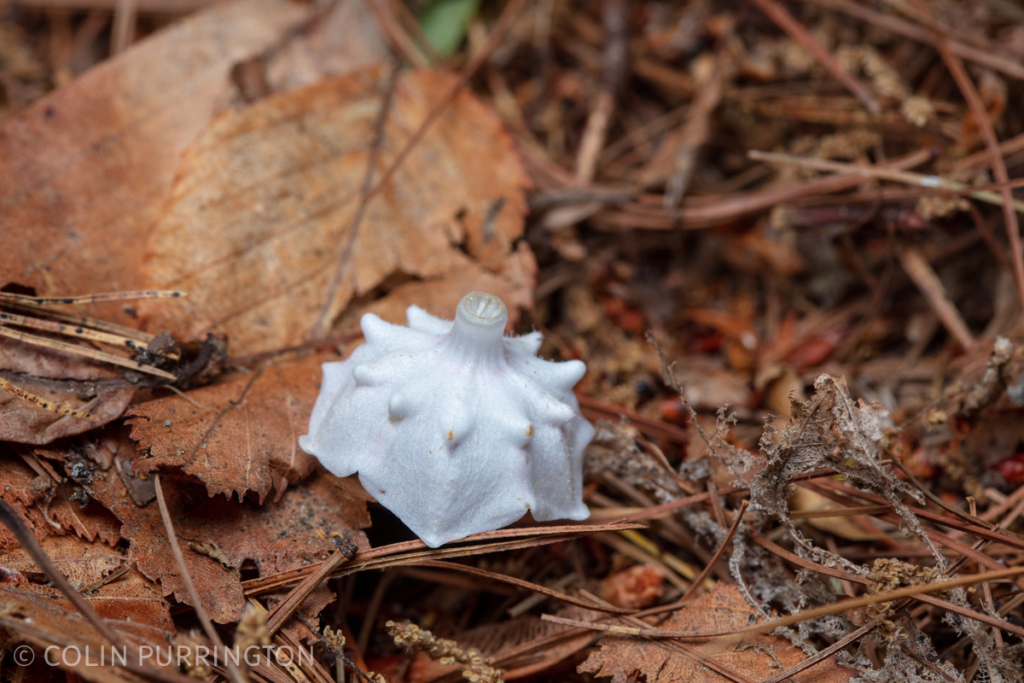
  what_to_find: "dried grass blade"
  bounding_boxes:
[0,375,96,419]
[748,150,1024,214]
[749,0,879,114]
[4,300,155,342]
[265,544,357,636]
[244,522,646,595]
[0,325,176,380]
[153,475,246,683]
[658,500,748,611]
[542,565,1024,641]
[0,310,141,347]
[0,290,185,305]
[414,559,633,614]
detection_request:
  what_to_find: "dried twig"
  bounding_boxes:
[897,246,975,349]
[910,0,1024,315]
[153,475,247,683]
[750,0,879,114]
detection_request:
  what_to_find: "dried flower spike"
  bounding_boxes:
[300,292,593,547]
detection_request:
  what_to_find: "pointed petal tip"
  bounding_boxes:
[406,305,452,334]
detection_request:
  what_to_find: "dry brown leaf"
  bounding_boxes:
[139,65,532,356]
[83,459,369,623]
[0,334,136,444]
[127,355,331,502]
[0,374,133,445]
[334,250,537,332]
[1,535,174,634]
[264,0,389,93]
[0,587,173,683]
[0,0,320,325]
[579,583,856,683]
[0,451,121,545]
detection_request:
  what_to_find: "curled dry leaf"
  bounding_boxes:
[127,355,330,502]
[82,460,370,623]
[139,65,532,356]
[0,336,135,444]
[579,583,855,683]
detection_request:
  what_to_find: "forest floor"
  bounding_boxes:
[3,1,1024,682]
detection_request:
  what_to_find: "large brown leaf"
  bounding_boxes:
[83,461,370,623]
[139,66,533,356]
[1,535,174,634]
[127,355,329,502]
[579,583,856,683]
[0,0,317,325]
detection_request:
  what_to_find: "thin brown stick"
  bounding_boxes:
[909,0,1024,314]
[968,496,1004,649]
[749,0,879,114]
[574,0,628,183]
[577,393,689,444]
[153,475,246,683]
[414,559,633,614]
[748,149,1024,213]
[789,504,892,519]
[808,479,1024,550]
[638,500,750,615]
[797,0,1024,82]
[952,131,1024,173]
[619,468,840,522]
[265,545,357,637]
[579,592,757,683]
[897,246,975,349]
[755,533,1024,641]
[0,375,95,419]
[0,326,176,380]
[0,501,125,646]
[891,457,995,530]
[0,290,185,305]
[663,53,723,211]
[243,522,646,595]
[0,310,140,347]
[2,300,155,342]
[311,59,400,340]
[761,624,874,683]
[110,0,137,53]
[361,0,527,206]
[542,564,1024,640]
[367,0,431,68]
[599,148,934,229]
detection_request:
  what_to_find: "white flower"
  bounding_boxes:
[299,292,593,547]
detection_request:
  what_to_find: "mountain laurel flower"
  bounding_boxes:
[299,292,593,547]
